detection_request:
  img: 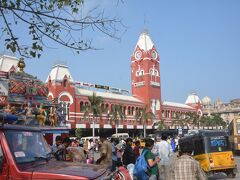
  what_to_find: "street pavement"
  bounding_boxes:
[93,152,240,179]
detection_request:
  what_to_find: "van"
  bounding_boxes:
[111,133,129,140]
[81,136,99,141]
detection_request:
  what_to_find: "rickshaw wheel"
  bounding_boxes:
[226,170,236,178]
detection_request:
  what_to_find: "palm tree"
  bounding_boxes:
[138,106,154,138]
[185,112,200,127]
[109,104,125,136]
[158,119,167,131]
[84,92,103,141]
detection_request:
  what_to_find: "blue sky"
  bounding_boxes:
[1,0,240,104]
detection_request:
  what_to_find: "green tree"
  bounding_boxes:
[138,106,154,138]
[157,119,167,131]
[0,0,125,58]
[211,114,226,128]
[75,128,82,139]
[109,104,125,136]
[84,92,103,140]
[200,114,226,128]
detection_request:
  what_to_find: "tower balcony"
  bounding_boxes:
[150,81,160,87]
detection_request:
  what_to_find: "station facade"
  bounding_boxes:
[0,31,203,133]
[46,31,202,131]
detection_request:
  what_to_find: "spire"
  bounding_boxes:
[135,30,154,51]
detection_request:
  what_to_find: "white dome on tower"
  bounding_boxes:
[46,64,74,82]
[185,92,201,105]
[135,30,154,51]
[202,96,211,105]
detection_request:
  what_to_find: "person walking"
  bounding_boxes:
[133,140,140,160]
[115,138,123,166]
[155,134,172,180]
[122,138,135,166]
[143,138,160,180]
[111,138,118,171]
[169,140,207,180]
[96,133,112,170]
[88,139,95,163]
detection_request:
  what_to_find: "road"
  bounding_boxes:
[94,152,240,179]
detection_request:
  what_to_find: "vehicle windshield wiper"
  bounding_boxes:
[34,155,49,162]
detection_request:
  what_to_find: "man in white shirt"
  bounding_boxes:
[155,134,172,180]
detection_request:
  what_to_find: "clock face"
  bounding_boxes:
[152,50,158,60]
[135,50,142,60]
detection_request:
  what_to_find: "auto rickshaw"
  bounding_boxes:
[179,130,237,178]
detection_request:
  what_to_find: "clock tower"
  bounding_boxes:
[131,30,162,118]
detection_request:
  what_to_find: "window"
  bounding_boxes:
[136,65,144,77]
[131,107,134,115]
[80,101,84,112]
[63,79,67,87]
[128,107,131,115]
[149,68,159,76]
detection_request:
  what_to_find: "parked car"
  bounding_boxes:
[0,114,131,179]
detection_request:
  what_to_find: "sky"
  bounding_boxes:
[1,0,240,104]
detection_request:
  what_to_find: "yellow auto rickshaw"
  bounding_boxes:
[179,130,237,178]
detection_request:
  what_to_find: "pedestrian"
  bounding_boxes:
[171,137,176,152]
[111,138,118,171]
[122,138,135,166]
[169,141,207,180]
[133,140,140,160]
[115,138,123,166]
[143,138,160,180]
[96,133,112,171]
[62,137,72,161]
[155,133,172,180]
[51,136,65,161]
[88,139,95,163]
[174,135,179,152]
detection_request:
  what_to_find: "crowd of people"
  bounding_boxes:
[49,133,207,180]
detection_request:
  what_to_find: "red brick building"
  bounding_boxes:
[0,31,202,134]
[46,31,202,132]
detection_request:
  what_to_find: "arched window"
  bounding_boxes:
[128,107,131,115]
[101,103,105,112]
[124,106,126,115]
[149,68,153,75]
[80,101,84,112]
[63,79,67,87]
[136,69,144,77]
[111,104,114,112]
[106,104,109,113]
[136,107,139,117]
[131,107,134,115]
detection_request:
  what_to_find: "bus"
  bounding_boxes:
[228,116,240,152]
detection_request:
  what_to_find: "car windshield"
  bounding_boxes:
[5,130,51,164]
